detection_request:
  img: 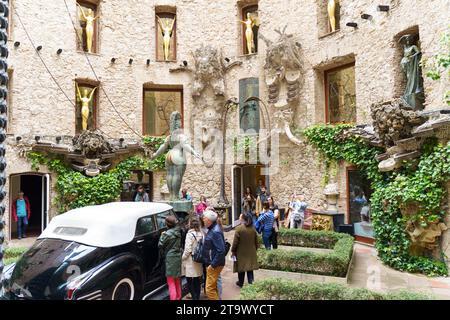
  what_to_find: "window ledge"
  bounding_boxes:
[237,53,258,59]
[319,29,341,39]
[155,60,178,63]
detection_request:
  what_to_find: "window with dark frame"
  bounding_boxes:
[325,63,356,124]
[241,4,259,55]
[155,9,177,61]
[143,87,183,136]
[76,0,99,54]
[75,81,98,134]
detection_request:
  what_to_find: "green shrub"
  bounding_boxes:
[4,247,28,265]
[240,278,432,300]
[258,229,354,277]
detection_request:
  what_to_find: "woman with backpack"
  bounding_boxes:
[231,213,259,287]
[158,215,182,300]
[182,216,204,300]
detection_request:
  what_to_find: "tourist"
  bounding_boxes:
[231,213,259,287]
[12,191,31,240]
[242,186,256,223]
[289,194,308,229]
[134,184,150,202]
[256,201,275,250]
[201,210,226,300]
[255,178,264,197]
[268,196,280,249]
[181,188,192,201]
[259,186,270,204]
[195,195,208,216]
[182,216,204,300]
[158,215,182,300]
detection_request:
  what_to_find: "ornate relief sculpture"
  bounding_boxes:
[327,0,337,32]
[77,3,98,53]
[170,45,241,98]
[260,27,303,145]
[399,34,425,110]
[76,84,97,131]
[157,15,176,61]
[239,12,258,54]
[151,111,206,200]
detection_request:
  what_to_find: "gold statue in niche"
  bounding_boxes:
[76,83,97,131]
[239,12,258,54]
[157,15,176,61]
[327,0,337,32]
[77,3,99,53]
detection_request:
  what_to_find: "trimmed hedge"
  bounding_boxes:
[240,278,432,300]
[4,247,27,266]
[258,229,354,277]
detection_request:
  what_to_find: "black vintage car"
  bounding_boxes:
[0,202,189,300]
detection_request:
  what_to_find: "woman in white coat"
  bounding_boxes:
[182,216,204,300]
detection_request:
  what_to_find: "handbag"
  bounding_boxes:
[225,240,231,256]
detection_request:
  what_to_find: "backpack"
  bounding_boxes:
[191,233,205,263]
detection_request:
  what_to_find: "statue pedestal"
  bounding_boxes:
[158,200,193,214]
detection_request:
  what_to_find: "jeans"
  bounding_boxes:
[217,275,223,299]
[237,271,254,286]
[205,265,224,300]
[262,231,272,250]
[186,277,201,300]
[166,276,182,300]
[17,216,28,239]
[270,229,278,249]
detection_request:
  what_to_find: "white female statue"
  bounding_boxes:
[77,3,99,53]
[76,84,97,131]
[157,16,176,61]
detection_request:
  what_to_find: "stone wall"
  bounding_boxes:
[4,0,449,240]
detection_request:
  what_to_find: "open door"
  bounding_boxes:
[231,165,243,227]
[42,174,49,231]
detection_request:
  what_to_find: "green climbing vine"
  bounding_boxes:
[27,136,168,214]
[303,124,449,276]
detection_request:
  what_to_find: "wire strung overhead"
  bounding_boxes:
[62,0,143,139]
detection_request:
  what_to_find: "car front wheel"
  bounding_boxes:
[111,277,135,300]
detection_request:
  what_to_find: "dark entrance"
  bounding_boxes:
[10,173,49,239]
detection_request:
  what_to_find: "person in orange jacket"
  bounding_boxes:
[12,191,31,239]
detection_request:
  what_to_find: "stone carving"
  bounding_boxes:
[170,45,242,98]
[72,130,116,159]
[260,26,303,146]
[323,183,339,213]
[311,214,333,231]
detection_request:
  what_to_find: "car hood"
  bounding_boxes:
[4,238,104,299]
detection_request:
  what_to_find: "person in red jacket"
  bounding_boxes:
[12,191,31,239]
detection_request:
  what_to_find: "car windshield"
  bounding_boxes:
[53,227,88,236]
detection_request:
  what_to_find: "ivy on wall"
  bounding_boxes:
[27,136,167,213]
[303,124,449,276]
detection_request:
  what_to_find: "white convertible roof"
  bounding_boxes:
[38,202,173,248]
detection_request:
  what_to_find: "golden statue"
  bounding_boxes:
[77,3,99,53]
[327,0,337,32]
[239,12,258,54]
[76,84,97,131]
[157,16,176,61]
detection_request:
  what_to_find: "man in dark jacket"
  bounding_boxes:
[202,210,225,300]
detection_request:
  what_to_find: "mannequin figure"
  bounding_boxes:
[239,12,257,54]
[76,84,97,131]
[327,0,337,32]
[157,16,176,61]
[77,3,99,53]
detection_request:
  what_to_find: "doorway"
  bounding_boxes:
[9,173,49,239]
[231,164,267,226]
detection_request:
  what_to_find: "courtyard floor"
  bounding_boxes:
[7,230,450,300]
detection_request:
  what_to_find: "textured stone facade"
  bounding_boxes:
[4,0,449,242]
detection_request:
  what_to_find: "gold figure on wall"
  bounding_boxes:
[239,12,258,54]
[77,3,99,53]
[76,84,97,131]
[157,15,176,61]
[327,0,337,32]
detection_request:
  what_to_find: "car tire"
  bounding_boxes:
[111,277,135,300]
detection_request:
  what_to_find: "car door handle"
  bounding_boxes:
[137,239,145,244]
